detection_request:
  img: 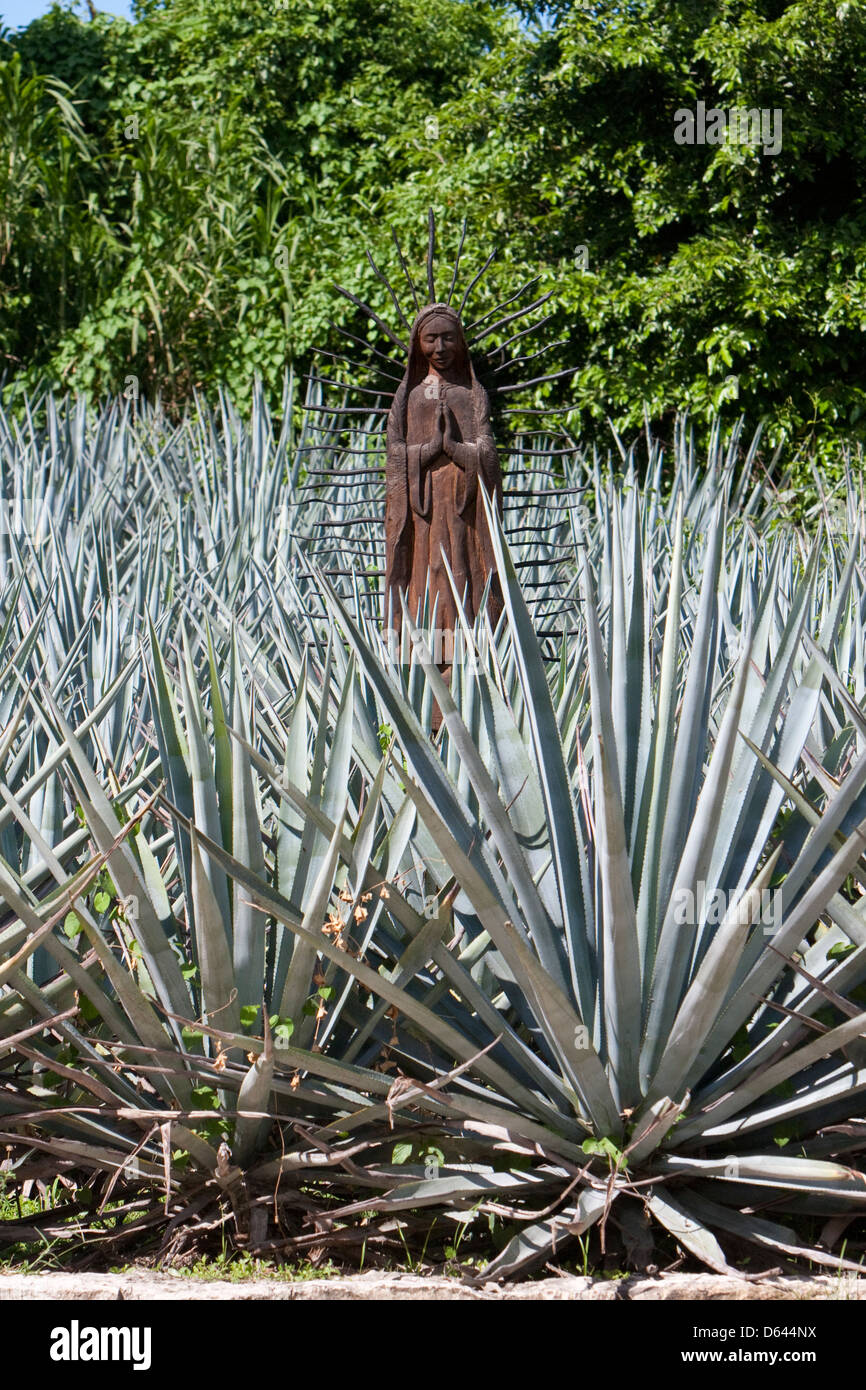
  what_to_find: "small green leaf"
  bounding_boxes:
[269,1014,294,1045]
[78,995,100,1023]
[191,1085,219,1109]
[392,1142,413,1164]
[581,1136,624,1163]
[63,912,81,939]
[828,942,857,961]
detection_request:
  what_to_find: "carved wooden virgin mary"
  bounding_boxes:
[385,304,504,653]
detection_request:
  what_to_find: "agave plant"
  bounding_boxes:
[291,487,866,1278]
[2,383,866,1281]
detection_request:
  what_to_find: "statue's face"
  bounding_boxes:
[419,314,460,373]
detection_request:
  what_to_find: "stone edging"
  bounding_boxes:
[1,1271,863,1301]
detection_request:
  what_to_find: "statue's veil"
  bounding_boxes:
[390,303,475,436]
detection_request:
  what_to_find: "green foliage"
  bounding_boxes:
[1,0,504,408]
[1,0,865,458]
[154,1251,341,1280]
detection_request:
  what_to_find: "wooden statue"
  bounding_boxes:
[384,303,504,665]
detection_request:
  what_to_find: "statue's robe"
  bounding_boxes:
[385,373,503,649]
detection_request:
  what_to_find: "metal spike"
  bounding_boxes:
[500,405,579,415]
[426,208,436,303]
[504,490,588,500]
[333,285,408,352]
[508,524,570,536]
[392,229,421,313]
[504,446,580,457]
[504,466,572,478]
[325,568,385,577]
[313,345,402,384]
[302,404,389,415]
[458,250,497,319]
[469,291,555,345]
[367,249,412,335]
[303,373,390,401]
[491,340,569,374]
[329,322,403,373]
[512,558,569,569]
[315,427,388,440]
[304,467,386,478]
[496,367,579,395]
[466,276,542,333]
[492,314,557,357]
[300,459,385,468]
[445,219,468,305]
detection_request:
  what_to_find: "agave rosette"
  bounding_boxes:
[1,384,865,1279]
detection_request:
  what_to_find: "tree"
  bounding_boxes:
[3,0,865,466]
